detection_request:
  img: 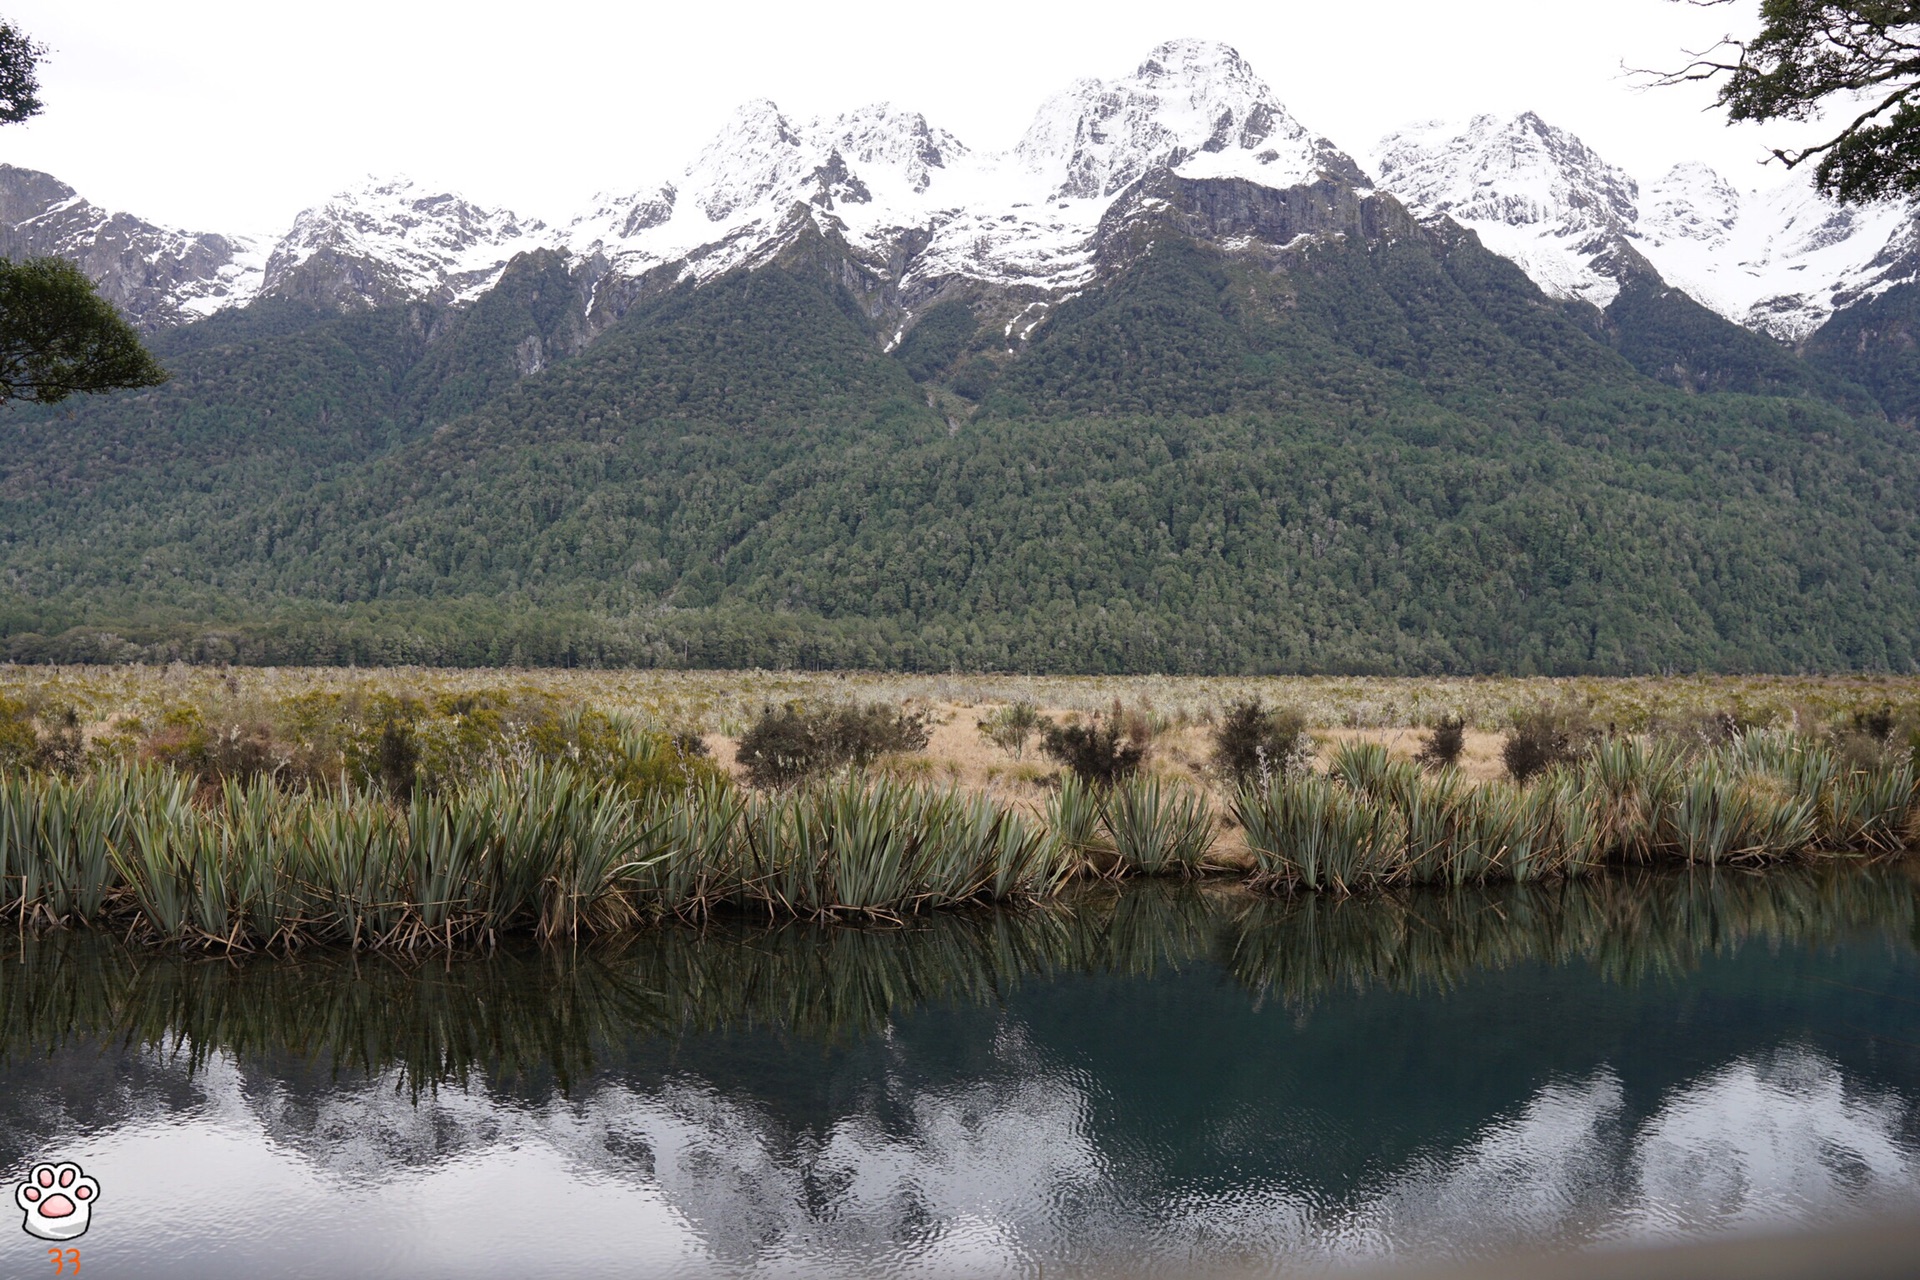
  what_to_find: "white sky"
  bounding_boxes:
[0,0,1840,237]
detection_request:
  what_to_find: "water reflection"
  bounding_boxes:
[0,865,1915,1277]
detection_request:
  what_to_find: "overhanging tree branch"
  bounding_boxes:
[0,19,43,124]
[1640,1,1920,202]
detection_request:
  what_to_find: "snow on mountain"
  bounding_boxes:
[36,40,1914,350]
[563,99,972,288]
[1638,174,1917,340]
[257,176,552,310]
[0,164,265,330]
[1372,114,1641,309]
[1373,113,1920,341]
[565,39,1362,303]
[1014,40,1352,200]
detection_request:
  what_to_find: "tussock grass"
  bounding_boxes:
[0,707,1912,948]
[0,766,1074,948]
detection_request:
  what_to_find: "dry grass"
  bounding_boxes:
[4,666,1916,798]
[8,665,1919,741]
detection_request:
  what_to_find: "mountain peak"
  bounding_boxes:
[1376,112,1920,339]
[1375,113,1640,233]
[259,176,548,309]
[1134,38,1259,86]
[1016,40,1356,202]
[0,163,262,329]
[819,103,967,194]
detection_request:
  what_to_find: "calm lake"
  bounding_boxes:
[2,866,1918,1277]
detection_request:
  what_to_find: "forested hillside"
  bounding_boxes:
[3,208,1917,674]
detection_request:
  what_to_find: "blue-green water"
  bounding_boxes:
[1,868,1917,1277]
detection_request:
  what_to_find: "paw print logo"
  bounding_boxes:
[15,1163,97,1241]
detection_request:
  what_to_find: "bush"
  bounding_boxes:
[1415,715,1467,772]
[1502,703,1596,784]
[1210,698,1310,787]
[977,701,1043,759]
[375,719,419,798]
[1040,712,1145,787]
[1830,703,1915,774]
[141,706,282,786]
[736,701,932,788]
[0,695,39,772]
[1854,704,1897,745]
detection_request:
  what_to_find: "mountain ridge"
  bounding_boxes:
[7,39,1915,370]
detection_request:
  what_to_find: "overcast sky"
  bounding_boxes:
[0,0,1836,237]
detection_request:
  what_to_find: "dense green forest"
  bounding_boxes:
[1,213,1916,674]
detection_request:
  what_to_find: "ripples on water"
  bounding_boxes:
[1,866,1917,1278]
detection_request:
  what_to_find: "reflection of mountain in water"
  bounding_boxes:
[6,1033,1913,1274]
[0,865,1916,1276]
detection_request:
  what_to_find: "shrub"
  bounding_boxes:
[141,706,282,785]
[1415,715,1467,772]
[1039,712,1145,787]
[735,701,932,788]
[977,701,1043,760]
[1502,703,1596,783]
[0,695,39,772]
[1210,698,1310,787]
[1854,704,1897,745]
[375,719,419,798]
[1831,703,1915,774]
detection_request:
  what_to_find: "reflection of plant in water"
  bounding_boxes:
[1,867,1911,1095]
[1223,864,1919,1009]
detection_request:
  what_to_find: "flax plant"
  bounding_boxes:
[1101,776,1216,876]
[1234,774,1398,893]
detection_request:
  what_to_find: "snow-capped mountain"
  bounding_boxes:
[11,41,1917,353]
[257,176,553,311]
[0,168,557,327]
[1372,113,1920,342]
[3,40,1368,333]
[0,164,264,328]
[563,39,1363,314]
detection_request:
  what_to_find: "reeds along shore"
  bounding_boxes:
[0,728,1914,951]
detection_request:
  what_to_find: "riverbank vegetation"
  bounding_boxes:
[0,669,1912,950]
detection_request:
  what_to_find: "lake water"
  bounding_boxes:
[1,866,1917,1278]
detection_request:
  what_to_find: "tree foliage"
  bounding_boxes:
[1660,1,1920,202]
[0,258,169,403]
[1,216,1917,673]
[0,23,168,404]
[0,19,43,125]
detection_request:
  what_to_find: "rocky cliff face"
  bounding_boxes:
[0,165,263,329]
